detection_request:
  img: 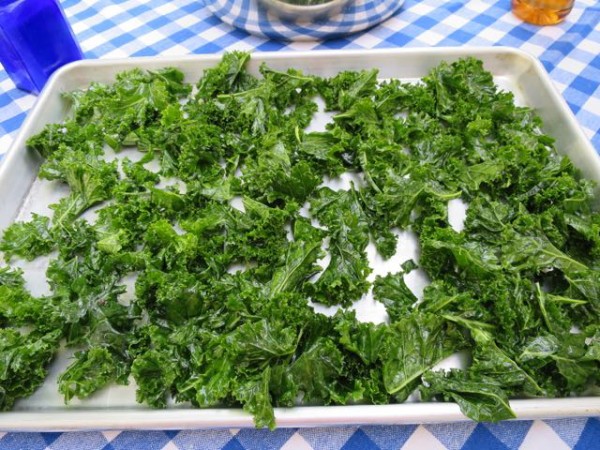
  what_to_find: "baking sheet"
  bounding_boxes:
[0,47,599,431]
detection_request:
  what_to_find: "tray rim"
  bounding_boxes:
[0,46,599,431]
[1,397,599,432]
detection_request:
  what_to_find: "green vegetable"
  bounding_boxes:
[0,214,53,261]
[382,314,465,401]
[0,53,598,428]
[0,328,61,411]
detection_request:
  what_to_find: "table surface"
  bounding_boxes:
[0,0,599,449]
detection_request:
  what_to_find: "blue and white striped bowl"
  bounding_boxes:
[202,0,405,41]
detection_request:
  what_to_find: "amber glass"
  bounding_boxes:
[511,0,574,25]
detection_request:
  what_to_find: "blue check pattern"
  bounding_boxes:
[0,419,599,449]
[0,0,599,449]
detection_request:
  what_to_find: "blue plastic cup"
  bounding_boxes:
[0,0,84,94]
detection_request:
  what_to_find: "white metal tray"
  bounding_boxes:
[0,47,599,431]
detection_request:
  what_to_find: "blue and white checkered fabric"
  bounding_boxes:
[0,1,599,449]
[0,418,599,449]
[202,0,405,41]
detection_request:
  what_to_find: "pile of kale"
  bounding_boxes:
[1,52,598,428]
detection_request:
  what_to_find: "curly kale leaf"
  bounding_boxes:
[318,69,379,111]
[421,370,516,422]
[381,314,465,402]
[0,214,53,261]
[0,266,25,288]
[44,152,119,227]
[0,329,61,411]
[26,121,104,159]
[197,51,256,98]
[372,271,417,322]
[519,331,599,393]
[334,311,388,366]
[308,187,372,306]
[267,240,323,297]
[280,337,345,404]
[242,139,320,204]
[235,367,276,430]
[58,346,128,402]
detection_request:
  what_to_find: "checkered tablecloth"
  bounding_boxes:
[0,0,599,449]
